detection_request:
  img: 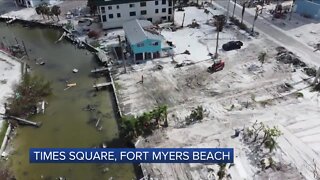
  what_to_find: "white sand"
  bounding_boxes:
[0,51,21,129]
[112,6,320,180]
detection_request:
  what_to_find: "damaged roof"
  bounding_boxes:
[123,19,163,45]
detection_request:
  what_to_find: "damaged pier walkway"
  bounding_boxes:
[93,82,112,90]
[1,114,41,127]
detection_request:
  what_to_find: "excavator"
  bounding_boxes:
[207,60,225,73]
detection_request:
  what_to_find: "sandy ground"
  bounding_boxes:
[111,7,320,180]
[0,51,21,129]
[244,1,320,53]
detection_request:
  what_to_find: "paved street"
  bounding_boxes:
[213,0,320,66]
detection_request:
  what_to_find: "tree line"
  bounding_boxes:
[35,4,61,21]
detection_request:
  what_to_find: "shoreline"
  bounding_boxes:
[0,50,22,158]
[0,18,144,178]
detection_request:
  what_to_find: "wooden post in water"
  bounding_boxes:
[22,40,29,60]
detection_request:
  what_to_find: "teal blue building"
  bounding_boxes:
[295,0,320,19]
[123,19,170,61]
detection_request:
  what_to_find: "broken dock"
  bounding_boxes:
[1,114,41,127]
[91,67,109,73]
[93,82,112,90]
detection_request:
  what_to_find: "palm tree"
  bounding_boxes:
[87,0,97,16]
[232,0,237,18]
[289,0,295,21]
[258,51,267,67]
[51,5,61,21]
[226,0,231,21]
[35,5,45,19]
[241,2,246,24]
[251,8,259,33]
[41,4,50,20]
[214,15,226,58]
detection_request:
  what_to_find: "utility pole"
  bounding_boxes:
[118,35,126,73]
[226,0,231,22]
[289,1,295,21]
[181,13,185,27]
[232,0,237,18]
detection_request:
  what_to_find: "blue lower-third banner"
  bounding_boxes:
[30,148,234,163]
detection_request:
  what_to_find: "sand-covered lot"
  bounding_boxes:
[110,7,320,180]
[0,51,21,128]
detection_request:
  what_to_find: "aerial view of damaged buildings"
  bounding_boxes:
[2,0,320,179]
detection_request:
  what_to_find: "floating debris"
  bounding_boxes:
[73,69,79,73]
[64,83,77,91]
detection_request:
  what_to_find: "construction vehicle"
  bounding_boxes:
[207,60,225,73]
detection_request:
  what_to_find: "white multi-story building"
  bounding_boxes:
[95,0,174,29]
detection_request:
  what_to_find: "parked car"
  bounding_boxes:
[222,41,243,51]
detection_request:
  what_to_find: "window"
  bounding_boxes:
[168,16,171,21]
[168,8,172,14]
[129,4,135,8]
[162,16,166,20]
[162,0,166,5]
[117,13,121,18]
[162,8,166,13]
[116,5,119,9]
[140,2,146,7]
[102,15,107,22]
[155,9,159,13]
[109,14,113,19]
[130,11,136,16]
[141,10,147,15]
[108,6,112,10]
[155,1,158,5]
[137,42,144,47]
[152,42,159,46]
[169,0,172,6]
[101,7,105,14]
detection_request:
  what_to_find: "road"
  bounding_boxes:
[213,0,320,66]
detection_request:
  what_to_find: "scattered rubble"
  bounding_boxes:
[275,47,306,67]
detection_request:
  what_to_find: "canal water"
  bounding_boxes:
[0,23,136,179]
[0,0,17,15]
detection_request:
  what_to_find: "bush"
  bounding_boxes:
[294,92,304,98]
[185,106,204,125]
[6,74,52,117]
[230,17,248,31]
[120,105,168,140]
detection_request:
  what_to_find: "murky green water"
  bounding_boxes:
[0,23,135,180]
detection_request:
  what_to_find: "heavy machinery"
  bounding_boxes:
[207,60,225,73]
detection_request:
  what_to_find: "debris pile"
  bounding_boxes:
[275,47,306,67]
[304,67,317,77]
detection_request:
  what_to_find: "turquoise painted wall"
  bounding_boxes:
[131,39,161,54]
[295,0,320,19]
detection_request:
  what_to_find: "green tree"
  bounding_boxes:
[35,5,45,19]
[51,5,61,21]
[258,51,267,67]
[260,126,282,152]
[214,15,226,58]
[87,0,97,16]
[41,4,50,20]
[7,74,52,117]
